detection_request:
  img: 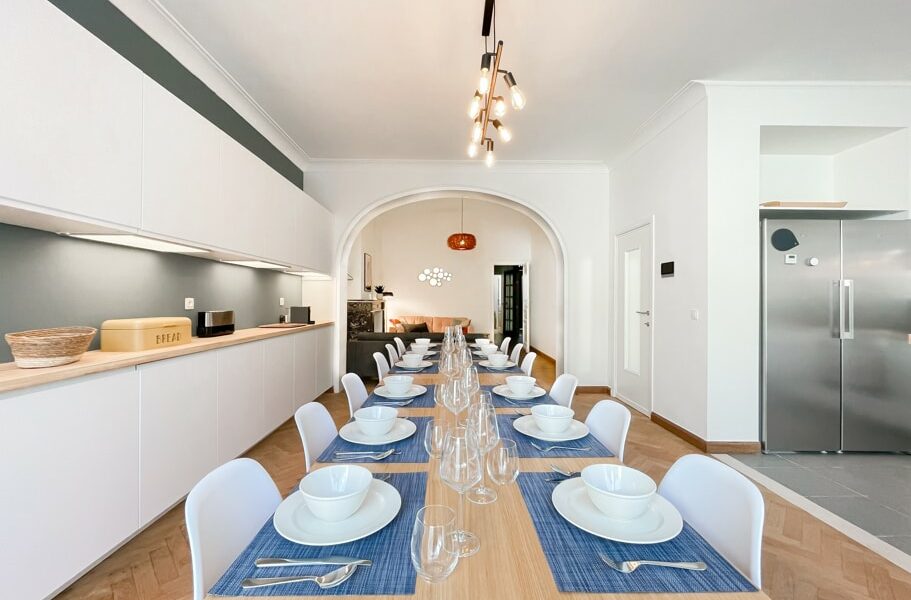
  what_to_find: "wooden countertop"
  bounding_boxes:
[0,321,333,395]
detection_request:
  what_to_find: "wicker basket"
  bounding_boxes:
[4,326,97,368]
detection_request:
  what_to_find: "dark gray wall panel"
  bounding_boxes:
[0,223,301,362]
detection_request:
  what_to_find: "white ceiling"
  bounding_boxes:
[760,126,904,155]
[155,0,911,164]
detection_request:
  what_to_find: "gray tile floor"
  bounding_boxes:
[733,452,911,554]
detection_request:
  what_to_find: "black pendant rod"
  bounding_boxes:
[482,0,495,36]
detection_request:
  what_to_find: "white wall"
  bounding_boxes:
[301,279,335,322]
[347,198,558,355]
[834,128,910,208]
[609,84,710,437]
[346,219,383,300]
[705,83,911,441]
[303,162,609,385]
[759,155,834,202]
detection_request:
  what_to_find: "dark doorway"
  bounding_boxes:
[493,265,524,347]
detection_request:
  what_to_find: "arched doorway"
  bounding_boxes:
[332,188,567,389]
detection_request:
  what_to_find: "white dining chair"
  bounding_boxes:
[499,336,511,354]
[294,401,337,472]
[549,373,578,408]
[373,351,390,382]
[185,458,280,600]
[520,352,536,376]
[658,454,765,588]
[341,372,369,418]
[394,336,407,358]
[509,342,524,364]
[584,399,632,462]
[385,343,399,367]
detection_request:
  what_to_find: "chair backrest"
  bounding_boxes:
[373,351,390,382]
[341,372,369,417]
[520,352,536,376]
[549,373,578,408]
[394,337,407,357]
[185,458,280,600]
[294,401,337,472]
[499,336,511,354]
[584,399,632,462]
[385,343,399,367]
[509,342,524,363]
[658,454,764,587]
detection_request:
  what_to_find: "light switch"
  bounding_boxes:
[784,254,797,265]
[279,297,285,306]
[184,297,195,310]
[690,309,699,321]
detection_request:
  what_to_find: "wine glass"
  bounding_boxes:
[487,438,519,486]
[424,418,446,458]
[476,390,493,409]
[439,350,458,379]
[439,427,482,557]
[410,505,459,583]
[462,365,480,400]
[465,403,500,504]
[442,378,470,425]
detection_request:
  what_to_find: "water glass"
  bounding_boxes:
[410,505,459,583]
[476,390,493,409]
[423,418,446,458]
[487,438,519,485]
[439,427,482,557]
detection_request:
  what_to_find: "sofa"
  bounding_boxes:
[346,331,490,379]
[388,316,471,333]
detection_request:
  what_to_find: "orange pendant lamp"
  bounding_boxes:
[447,198,477,251]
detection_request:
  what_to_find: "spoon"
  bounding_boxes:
[241,562,362,589]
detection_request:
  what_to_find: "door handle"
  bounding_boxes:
[843,279,854,340]
[635,310,651,316]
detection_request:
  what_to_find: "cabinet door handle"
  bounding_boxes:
[635,310,650,316]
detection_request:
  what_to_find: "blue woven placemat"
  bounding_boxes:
[483,384,557,408]
[362,385,437,408]
[209,472,426,597]
[317,417,430,464]
[516,473,756,594]
[496,414,614,459]
[390,362,439,375]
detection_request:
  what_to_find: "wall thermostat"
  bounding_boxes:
[660,261,675,277]
[784,254,797,265]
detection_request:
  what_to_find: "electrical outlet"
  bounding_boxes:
[185,297,195,310]
[279,297,285,306]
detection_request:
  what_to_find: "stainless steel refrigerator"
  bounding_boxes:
[761,219,911,452]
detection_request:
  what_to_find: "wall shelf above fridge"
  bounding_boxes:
[759,206,909,220]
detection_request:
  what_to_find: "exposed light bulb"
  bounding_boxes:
[505,72,526,110]
[485,148,495,167]
[471,120,483,143]
[467,142,479,158]
[478,53,493,95]
[493,96,507,118]
[467,92,482,119]
[492,120,512,143]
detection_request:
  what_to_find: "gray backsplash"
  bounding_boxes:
[0,223,302,363]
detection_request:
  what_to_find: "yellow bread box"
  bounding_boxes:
[101,317,192,352]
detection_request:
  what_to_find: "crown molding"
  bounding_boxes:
[696,79,911,88]
[304,158,609,175]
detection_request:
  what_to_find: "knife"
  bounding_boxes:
[255,557,372,568]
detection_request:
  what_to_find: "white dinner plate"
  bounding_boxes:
[513,415,589,442]
[551,478,683,544]
[492,384,547,400]
[339,418,417,445]
[373,384,427,399]
[394,360,433,370]
[407,350,438,358]
[478,360,517,370]
[274,479,402,546]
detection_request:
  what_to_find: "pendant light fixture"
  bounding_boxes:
[465,0,526,166]
[447,197,477,251]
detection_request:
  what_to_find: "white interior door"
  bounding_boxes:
[616,224,653,413]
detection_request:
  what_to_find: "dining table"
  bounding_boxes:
[207,371,769,600]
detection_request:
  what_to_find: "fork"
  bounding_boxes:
[545,464,582,481]
[530,442,591,453]
[373,399,414,407]
[599,553,707,574]
[333,449,398,461]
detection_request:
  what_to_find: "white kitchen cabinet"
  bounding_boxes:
[217,342,265,462]
[298,193,334,272]
[261,173,300,267]
[139,352,218,525]
[0,0,142,227]
[140,77,226,250]
[263,335,295,430]
[293,330,318,408]
[220,136,272,259]
[0,369,141,600]
[316,326,335,394]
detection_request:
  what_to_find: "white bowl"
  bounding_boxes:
[531,404,574,433]
[506,375,536,396]
[298,465,373,522]
[402,353,423,367]
[481,345,499,356]
[415,338,431,345]
[581,464,657,520]
[487,352,508,367]
[410,344,430,354]
[354,406,398,437]
[383,374,413,396]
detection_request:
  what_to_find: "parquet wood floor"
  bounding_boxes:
[57,357,911,599]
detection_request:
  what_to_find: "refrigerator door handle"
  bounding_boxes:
[834,280,843,338]
[843,279,855,340]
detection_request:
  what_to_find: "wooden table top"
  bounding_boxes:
[208,372,768,600]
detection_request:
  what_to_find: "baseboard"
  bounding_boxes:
[650,412,760,454]
[577,385,612,395]
[528,345,555,364]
